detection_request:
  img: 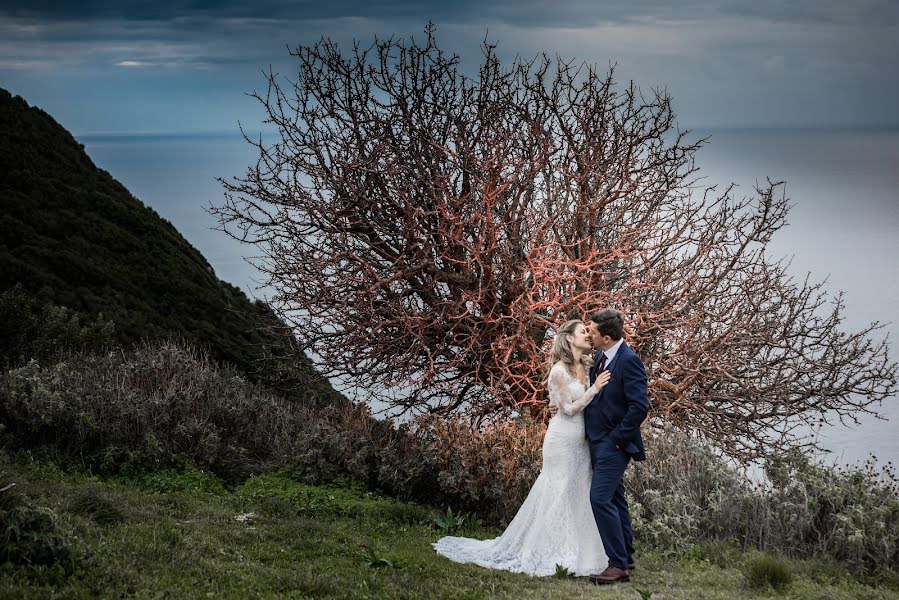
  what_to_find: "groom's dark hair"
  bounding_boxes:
[589,309,624,340]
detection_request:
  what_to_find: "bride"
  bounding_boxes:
[433,319,610,576]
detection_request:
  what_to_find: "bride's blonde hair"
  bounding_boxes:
[544,319,593,384]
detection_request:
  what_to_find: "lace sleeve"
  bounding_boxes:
[548,364,598,416]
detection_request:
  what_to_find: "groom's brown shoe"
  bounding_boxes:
[589,566,630,585]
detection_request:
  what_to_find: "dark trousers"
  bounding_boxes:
[589,439,634,569]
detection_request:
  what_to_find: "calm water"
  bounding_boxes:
[77,127,899,468]
[695,127,899,469]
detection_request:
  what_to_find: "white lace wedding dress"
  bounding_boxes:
[433,363,607,576]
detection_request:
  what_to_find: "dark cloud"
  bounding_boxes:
[4,1,510,23]
[5,0,896,28]
[1,1,897,130]
[722,0,899,26]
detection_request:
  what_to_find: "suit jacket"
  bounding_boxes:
[585,341,649,461]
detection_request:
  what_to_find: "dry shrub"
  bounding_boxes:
[626,428,899,571]
[625,427,758,551]
[759,449,899,570]
[0,339,399,486]
[0,340,318,481]
[390,415,544,523]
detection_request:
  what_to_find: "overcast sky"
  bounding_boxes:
[2,0,898,134]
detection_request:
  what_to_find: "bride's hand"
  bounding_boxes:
[591,370,611,393]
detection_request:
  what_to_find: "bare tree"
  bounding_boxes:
[213,25,896,461]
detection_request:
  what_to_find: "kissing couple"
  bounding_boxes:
[434,308,650,585]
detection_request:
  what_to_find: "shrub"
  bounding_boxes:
[625,427,759,553]
[67,488,126,525]
[0,340,327,481]
[378,414,543,524]
[744,553,793,591]
[622,428,899,572]
[129,465,228,497]
[760,449,899,570]
[0,471,70,567]
[0,284,114,368]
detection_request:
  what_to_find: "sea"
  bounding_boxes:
[76,126,899,470]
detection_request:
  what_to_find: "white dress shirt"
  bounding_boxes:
[599,338,625,369]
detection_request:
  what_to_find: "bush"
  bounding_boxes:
[129,465,228,498]
[0,471,70,567]
[67,488,125,526]
[376,415,544,524]
[0,339,410,489]
[0,284,114,368]
[0,340,326,481]
[761,449,899,570]
[624,427,759,553]
[621,428,899,572]
[744,553,793,591]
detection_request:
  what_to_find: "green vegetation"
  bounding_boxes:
[0,468,70,569]
[66,488,126,527]
[744,554,793,592]
[0,285,115,365]
[0,88,337,402]
[1,456,896,600]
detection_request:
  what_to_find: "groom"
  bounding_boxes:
[584,309,649,585]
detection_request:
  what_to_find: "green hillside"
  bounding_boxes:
[0,88,335,400]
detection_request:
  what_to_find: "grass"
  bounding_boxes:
[1,454,897,600]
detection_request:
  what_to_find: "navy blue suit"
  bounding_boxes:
[585,341,649,570]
